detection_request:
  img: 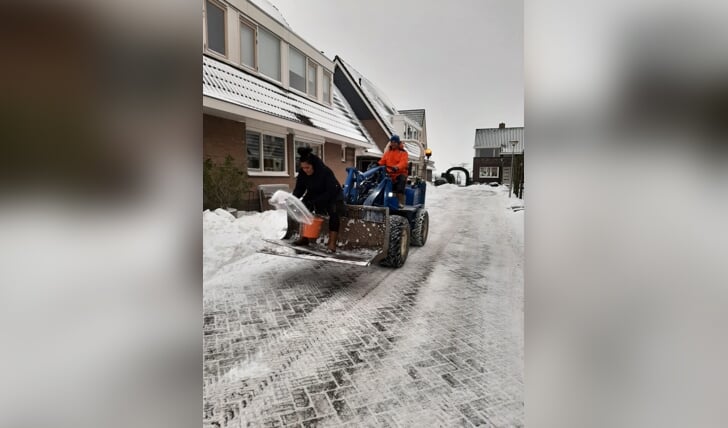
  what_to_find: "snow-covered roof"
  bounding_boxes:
[474,127,525,153]
[336,57,397,136]
[399,109,425,127]
[203,55,373,147]
[248,0,291,30]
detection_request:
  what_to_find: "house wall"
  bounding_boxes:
[473,156,507,184]
[360,119,389,152]
[204,114,360,210]
[473,154,524,185]
[322,142,355,185]
[204,114,299,210]
[203,114,247,167]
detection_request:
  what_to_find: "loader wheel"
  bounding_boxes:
[411,209,429,247]
[380,215,410,268]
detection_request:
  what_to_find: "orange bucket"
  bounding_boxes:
[301,216,324,239]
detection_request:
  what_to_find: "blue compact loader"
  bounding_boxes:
[261,165,429,268]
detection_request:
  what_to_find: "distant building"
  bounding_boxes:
[473,123,524,189]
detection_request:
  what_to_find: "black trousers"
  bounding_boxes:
[393,174,406,194]
[305,199,346,232]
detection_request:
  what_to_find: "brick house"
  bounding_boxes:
[202,0,375,210]
[473,123,524,188]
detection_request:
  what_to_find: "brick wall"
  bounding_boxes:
[203,114,246,167]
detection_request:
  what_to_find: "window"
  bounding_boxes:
[206,0,225,55]
[240,20,255,68]
[258,27,280,81]
[246,131,286,173]
[290,48,319,99]
[344,147,354,163]
[294,141,323,171]
[322,71,331,104]
[307,61,317,97]
[479,166,499,178]
[289,47,306,92]
[476,148,499,157]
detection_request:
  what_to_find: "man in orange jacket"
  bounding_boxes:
[378,134,409,208]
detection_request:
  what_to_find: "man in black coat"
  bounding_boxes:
[291,147,345,252]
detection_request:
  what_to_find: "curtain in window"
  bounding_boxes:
[307,62,317,96]
[246,132,261,169]
[263,135,285,171]
[322,72,331,103]
[240,24,255,67]
[258,27,280,80]
[289,48,306,92]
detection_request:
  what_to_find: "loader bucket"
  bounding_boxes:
[261,205,390,266]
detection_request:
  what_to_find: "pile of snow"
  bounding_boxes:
[203,208,286,281]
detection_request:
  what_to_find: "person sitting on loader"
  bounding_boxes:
[291,146,346,252]
[378,134,409,208]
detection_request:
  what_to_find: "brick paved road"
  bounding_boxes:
[204,188,523,427]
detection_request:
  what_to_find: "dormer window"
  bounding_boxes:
[258,26,281,81]
[289,47,306,92]
[239,20,256,69]
[289,47,320,100]
[322,71,331,104]
[307,61,317,97]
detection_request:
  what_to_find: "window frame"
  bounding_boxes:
[479,166,499,178]
[294,140,324,174]
[322,70,332,105]
[306,59,318,98]
[205,0,227,57]
[288,46,307,93]
[239,17,257,70]
[246,128,289,177]
[257,25,281,82]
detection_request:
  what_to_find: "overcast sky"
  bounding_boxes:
[268,0,523,174]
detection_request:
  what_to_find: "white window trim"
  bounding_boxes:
[294,139,325,177]
[294,139,324,160]
[257,25,282,83]
[204,0,228,58]
[306,59,318,98]
[239,17,257,71]
[246,127,289,177]
[288,46,305,93]
[322,70,332,105]
[479,166,499,178]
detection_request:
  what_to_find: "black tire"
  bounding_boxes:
[380,215,410,268]
[411,209,429,247]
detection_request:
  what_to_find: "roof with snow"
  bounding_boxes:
[335,57,397,137]
[399,109,425,127]
[474,127,525,153]
[335,56,429,160]
[203,55,373,148]
[248,0,291,30]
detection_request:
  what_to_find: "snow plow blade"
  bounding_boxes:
[258,205,390,266]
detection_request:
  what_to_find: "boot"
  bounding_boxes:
[326,231,338,253]
[292,237,309,246]
[397,194,406,209]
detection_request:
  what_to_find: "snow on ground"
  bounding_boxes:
[203,208,287,281]
[203,183,523,285]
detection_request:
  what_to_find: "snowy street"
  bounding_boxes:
[203,184,523,427]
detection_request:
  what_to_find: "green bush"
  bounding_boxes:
[203,155,252,210]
